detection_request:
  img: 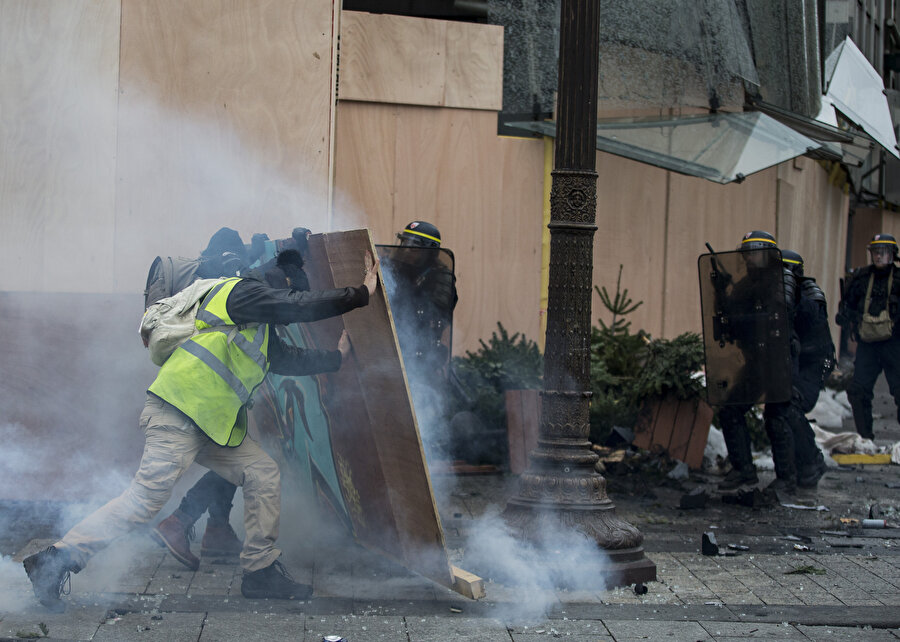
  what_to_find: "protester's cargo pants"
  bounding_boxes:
[57,394,281,572]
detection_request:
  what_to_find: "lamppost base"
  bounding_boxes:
[502,499,657,589]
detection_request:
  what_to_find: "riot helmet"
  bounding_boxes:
[397,221,442,249]
[200,227,249,277]
[868,233,898,268]
[780,249,804,277]
[739,230,777,251]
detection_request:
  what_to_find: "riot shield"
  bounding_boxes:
[376,244,458,459]
[698,247,792,406]
[375,244,456,378]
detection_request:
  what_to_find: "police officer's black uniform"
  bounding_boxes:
[837,234,900,440]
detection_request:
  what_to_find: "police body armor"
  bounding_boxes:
[698,247,793,405]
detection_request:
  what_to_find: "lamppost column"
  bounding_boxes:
[503,0,656,587]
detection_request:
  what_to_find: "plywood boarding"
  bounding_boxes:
[850,208,900,272]
[663,168,778,337]
[114,0,338,293]
[333,102,545,355]
[296,230,453,587]
[632,396,712,469]
[0,0,120,293]
[849,208,888,269]
[775,158,849,347]
[592,151,669,338]
[338,11,502,111]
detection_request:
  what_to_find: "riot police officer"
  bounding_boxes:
[716,231,799,492]
[836,233,900,440]
[385,221,458,377]
[774,250,830,488]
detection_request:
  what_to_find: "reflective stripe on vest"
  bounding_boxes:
[148,278,269,446]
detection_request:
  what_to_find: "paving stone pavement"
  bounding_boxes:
[4,383,900,640]
[5,504,900,640]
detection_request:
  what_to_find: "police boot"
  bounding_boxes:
[151,510,199,571]
[797,451,827,488]
[847,388,875,440]
[201,521,243,558]
[765,416,797,495]
[718,410,758,491]
[22,546,74,612]
[790,407,826,488]
[241,559,312,600]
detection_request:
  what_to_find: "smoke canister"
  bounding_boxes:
[323,637,347,642]
[861,519,887,528]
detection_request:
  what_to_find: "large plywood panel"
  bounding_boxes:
[0,0,120,292]
[592,151,669,338]
[339,11,503,111]
[333,102,398,234]
[392,107,544,353]
[444,20,504,110]
[292,230,453,587]
[776,158,849,346]
[115,0,338,293]
[664,168,778,337]
[335,102,543,355]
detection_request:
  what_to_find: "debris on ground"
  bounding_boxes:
[679,487,708,510]
[701,531,719,556]
[780,503,829,511]
[667,461,689,481]
[784,565,826,575]
[723,488,775,508]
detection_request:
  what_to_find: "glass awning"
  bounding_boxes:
[825,36,899,159]
[753,97,874,167]
[508,111,824,184]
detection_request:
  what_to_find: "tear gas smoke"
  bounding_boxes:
[461,511,613,624]
[0,75,369,612]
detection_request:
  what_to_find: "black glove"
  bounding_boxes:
[247,233,269,264]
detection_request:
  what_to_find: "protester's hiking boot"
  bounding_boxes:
[797,458,827,489]
[22,546,72,612]
[241,560,312,600]
[151,510,199,571]
[201,523,243,557]
[717,467,759,492]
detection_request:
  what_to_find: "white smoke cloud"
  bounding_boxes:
[461,511,613,624]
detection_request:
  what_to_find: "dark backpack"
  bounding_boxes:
[143,256,203,309]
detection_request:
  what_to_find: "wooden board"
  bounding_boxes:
[115,0,338,292]
[632,395,712,470]
[249,229,456,591]
[0,0,120,293]
[333,102,545,356]
[338,11,502,110]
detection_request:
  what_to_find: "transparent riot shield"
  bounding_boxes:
[698,247,792,406]
[376,244,458,460]
[375,244,456,377]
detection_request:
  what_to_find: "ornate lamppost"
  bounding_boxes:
[502,0,656,587]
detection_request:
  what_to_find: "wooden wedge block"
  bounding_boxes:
[451,565,485,600]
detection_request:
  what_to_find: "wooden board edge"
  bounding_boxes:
[450,565,486,600]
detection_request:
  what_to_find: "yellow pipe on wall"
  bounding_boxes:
[539,135,553,351]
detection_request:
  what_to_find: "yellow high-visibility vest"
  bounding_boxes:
[148,278,269,446]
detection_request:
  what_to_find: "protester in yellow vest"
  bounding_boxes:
[23,251,379,610]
